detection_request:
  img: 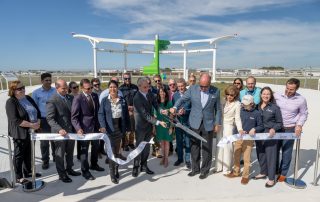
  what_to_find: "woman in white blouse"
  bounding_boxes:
[218,85,243,174]
[98,80,130,184]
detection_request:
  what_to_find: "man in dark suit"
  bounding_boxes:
[132,77,167,177]
[71,78,104,180]
[46,79,81,183]
[170,73,222,179]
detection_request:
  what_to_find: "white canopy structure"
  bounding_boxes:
[72,33,237,82]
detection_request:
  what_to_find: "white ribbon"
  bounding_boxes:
[217,132,300,147]
[30,133,154,165]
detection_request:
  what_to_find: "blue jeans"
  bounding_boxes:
[277,127,295,176]
[175,127,191,162]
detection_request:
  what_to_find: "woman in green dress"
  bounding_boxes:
[155,87,173,167]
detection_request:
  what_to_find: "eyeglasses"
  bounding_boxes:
[154,80,161,83]
[16,86,25,91]
[93,83,100,87]
[83,87,93,90]
[226,94,235,97]
[169,83,176,86]
[124,78,131,80]
[72,86,79,89]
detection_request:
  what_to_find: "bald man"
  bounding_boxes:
[170,73,222,179]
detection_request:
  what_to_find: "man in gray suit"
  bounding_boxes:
[170,73,222,179]
[46,79,81,183]
[132,77,167,177]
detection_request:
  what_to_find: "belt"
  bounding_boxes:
[284,126,295,129]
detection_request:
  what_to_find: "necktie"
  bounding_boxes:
[63,97,71,110]
[87,95,94,110]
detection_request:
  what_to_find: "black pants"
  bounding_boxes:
[40,118,55,163]
[79,140,99,173]
[54,140,75,176]
[134,129,152,168]
[255,139,278,180]
[191,123,214,174]
[13,138,31,179]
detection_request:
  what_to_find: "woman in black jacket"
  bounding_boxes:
[5,80,41,184]
[98,80,130,184]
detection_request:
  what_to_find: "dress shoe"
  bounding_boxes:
[186,162,191,169]
[52,156,56,162]
[128,144,136,150]
[265,180,276,188]
[115,165,120,179]
[132,167,139,177]
[224,172,240,178]
[241,177,249,185]
[90,164,105,172]
[188,170,200,177]
[111,176,119,184]
[59,175,72,183]
[42,162,49,170]
[24,173,42,178]
[252,175,267,180]
[116,154,127,161]
[199,172,209,179]
[140,166,154,175]
[124,145,130,151]
[277,175,286,182]
[174,160,183,166]
[82,172,95,180]
[67,169,81,176]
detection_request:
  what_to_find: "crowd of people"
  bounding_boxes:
[5,72,308,188]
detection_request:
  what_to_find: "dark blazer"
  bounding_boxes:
[5,95,41,139]
[71,92,100,133]
[46,93,74,133]
[174,84,222,131]
[98,96,130,135]
[133,91,158,133]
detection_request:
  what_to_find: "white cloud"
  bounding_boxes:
[89,0,320,68]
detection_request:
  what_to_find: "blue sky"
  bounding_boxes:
[0,0,319,71]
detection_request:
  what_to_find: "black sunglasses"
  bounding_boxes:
[16,86,25,91]
[124,78,131,80]
[234,82,241,85]
[154,80,161,83]
[83,87,93,90]
[93,83,100,87]
[72,86,79,89]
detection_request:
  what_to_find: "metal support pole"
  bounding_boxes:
[93,42,98,78]
[211,45,217,83]
[312,135,320,186]
[183,48,187,81]
[7,136,15,188]
[285,139,307,189]
[124,44,128,73]
[23,131,45,192]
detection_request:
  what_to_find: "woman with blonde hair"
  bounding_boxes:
[217,85,243,174]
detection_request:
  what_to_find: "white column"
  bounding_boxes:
[93,41,98,78]
[183,48,187,80]
[124,44,128,73]
[211,44,217,83]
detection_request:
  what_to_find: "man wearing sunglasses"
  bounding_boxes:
[91,78,102,96]
[71,78,104,180]
[32,72,56,170]
[151,74,169,95]
[119,73,138,151]
[170,73,222,180]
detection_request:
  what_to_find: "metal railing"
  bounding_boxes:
[0,133,15,189]
[312,135,320,186]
